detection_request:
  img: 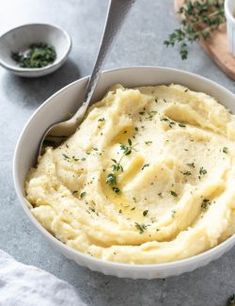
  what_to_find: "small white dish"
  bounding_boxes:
[0,23,72,77]
[13,67,235,279]
[225,0,235,56]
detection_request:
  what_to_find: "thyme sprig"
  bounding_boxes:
[227,294,235,306]
[164,0,225,59]
[106,139,135,193]
[120,138,136,155]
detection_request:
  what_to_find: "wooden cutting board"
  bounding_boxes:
[175,0,235,80]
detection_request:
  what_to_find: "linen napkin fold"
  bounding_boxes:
[0,250,86,306]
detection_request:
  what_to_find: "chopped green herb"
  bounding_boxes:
[62,153,70,160]
[201,198,210,211]
[98,118,105,122]
[227,294,235,306]
[142,163,150,170]
[112,187,120,193]
[187,162,195,168]
[143,210,149,216]
[81,157,86,161]
[181,171,192,176]
[160,117,175,128]
[111,159,123,172]
[106,173,116,185]
[223,147,229,154]
[178,123,186,127]
[12,43,56,68]
[120,140,133,155]
[135,222,147,234]
[145,141,152,145]
[80,192,86,199]
[199,167,207,176]
[170,191,178,197]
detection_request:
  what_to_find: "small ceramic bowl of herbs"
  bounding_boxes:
[0,23,72,77]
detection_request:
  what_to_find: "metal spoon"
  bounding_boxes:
[38,0,134,157]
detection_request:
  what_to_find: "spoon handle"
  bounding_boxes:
[74,0,135,122]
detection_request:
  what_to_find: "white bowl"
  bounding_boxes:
[225,0,235,56]
[13,67,235,279]
[0,23,72,77]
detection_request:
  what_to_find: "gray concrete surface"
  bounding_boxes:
[0,1,235,305]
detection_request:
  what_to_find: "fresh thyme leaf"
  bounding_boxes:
[223,146,228,154]
[80,192,86,199]
[145,141,152,145]
[120,139,135,156]
[12,42,56,68]
[143,210,149,216]
[142,163,150,170]
[112,163,123,172]
[201,198,210,211]
[227,294,235,306]
[106,173,116,185]
[120,144,132,155]
[112,186,120,193]
[62,153,70,160]
[199,167,207,175]
[135,222,147,234]
[161,117,169,122]
[187,162,195,168]
[170,190,178,197]
[181,170,192,176]
[164,0,225,59]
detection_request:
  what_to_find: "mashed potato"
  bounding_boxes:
[25,84,235,264]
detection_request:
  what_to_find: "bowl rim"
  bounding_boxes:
[225,0,235,22]
[13,66,235,271]
[0,22,72,73]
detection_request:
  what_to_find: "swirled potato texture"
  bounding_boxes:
[25,84,235,264]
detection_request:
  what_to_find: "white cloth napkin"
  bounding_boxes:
[0,250,86,306]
